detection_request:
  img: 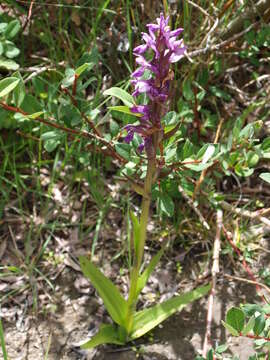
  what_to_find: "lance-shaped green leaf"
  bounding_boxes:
[81,324,124,349]
[108,106,142,117]
[130,211,140,259]
[136,246,165,298]
[75,62,94,76]
[79,256,128,326]
[103,87,135,107]
[130,284,210,339]
[0,77,20,98]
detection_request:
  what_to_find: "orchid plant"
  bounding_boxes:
[78,13,210,348]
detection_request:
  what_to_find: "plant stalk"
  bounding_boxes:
[125,155,156,334]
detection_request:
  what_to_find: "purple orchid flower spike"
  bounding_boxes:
[124,13,186,157]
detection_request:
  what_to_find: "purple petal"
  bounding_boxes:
[131,67,145,78]
[135,56,151,68]
[133,44,148,55]
[169,46,186,63]
[146,23,159,32]
[131,105,150,114]
[138,142,145,152]
[169,28,184,37]
[134,80,152,93]
[124,131,134,143]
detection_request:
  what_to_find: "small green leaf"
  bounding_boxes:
[0,23,8,33]
[4,20,20,39]
[12,72,25,107]
[75,62,94,76]
[62,68,75,88]
[5,43,20,59]
[160,193,174,217]
[115,143,131,160]
[41,131,62,141]
[202,144,216,164]
[247,151,259,167]
[130,211,140,259]
[136,246,165,297]
[80,324,124,349]
[184,162,212,172]
[79,256,128,326]
[130,284,210,340]
[215,344,228,353]
[226,307,245,332]
[103,87,135,107]
[242,316,255,336]
[108,105,142,117]
[44,139,61,152]
[110,119,120,136]
[0,77,20,98]
[253,314,265,336]
[183,79,194,101]
[260,173,270,184]
[210,86,231,101]
[221,320,239,336]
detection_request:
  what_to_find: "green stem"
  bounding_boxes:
[125,157,156,334]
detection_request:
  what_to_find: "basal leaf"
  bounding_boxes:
[130,284,210,339]
[0,77,20,98]
[79,256,128,326]
[103,87,135,107]
[80,324,124,349]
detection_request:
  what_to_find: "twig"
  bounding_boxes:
[24,62,65,83]
[220,201,270,229]
[0,101,125,164]
[221,0,270,40]
[203,209,223,357]
[178,184,210,230]
[72,74,78,97]
[187,22,258,58]
[224,273,270,295]
[22,0,34,31]
[186,0,214,21]
[222,225,267,303]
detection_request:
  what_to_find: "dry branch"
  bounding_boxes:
[220,201,270,229]
[221,0,270,40]
[202,209,223,357]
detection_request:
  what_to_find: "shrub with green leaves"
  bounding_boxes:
[0,17,21,71]
[198,304,270,360]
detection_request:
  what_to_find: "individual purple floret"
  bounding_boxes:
[124,13,186,156]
